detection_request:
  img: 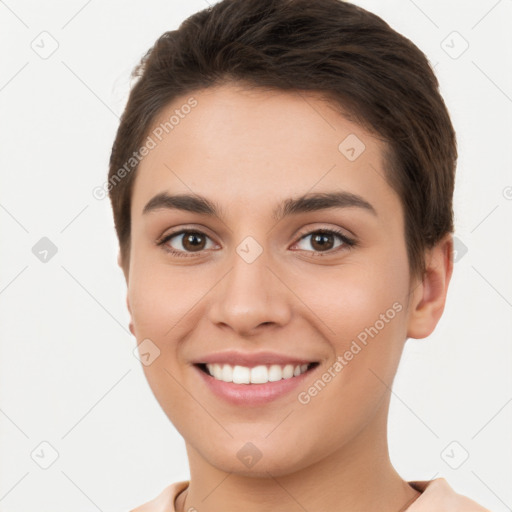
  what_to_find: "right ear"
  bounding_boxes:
[126,294,135,336]
[118,250,133,335]
[117,250,129,283]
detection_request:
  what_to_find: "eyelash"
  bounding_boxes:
[156,227,357,258]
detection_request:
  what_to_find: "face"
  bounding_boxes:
[124,83,420,476]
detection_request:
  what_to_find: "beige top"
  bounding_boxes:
[130,478,492,511]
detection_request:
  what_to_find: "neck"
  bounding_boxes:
[177,397,421,512]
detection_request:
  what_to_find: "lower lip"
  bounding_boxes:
[194,364,318,406]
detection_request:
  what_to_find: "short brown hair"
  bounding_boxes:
[108,0,457,280]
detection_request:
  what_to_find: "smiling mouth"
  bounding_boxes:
[195,362,319,384]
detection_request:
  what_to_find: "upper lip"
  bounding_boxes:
[193,351,318,368]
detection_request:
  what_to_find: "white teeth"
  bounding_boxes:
[282,364,294,379]
[211,363,223,380]
[232,365,250,384]
[204,362,312,384]
[250,365,268,384]
[221,364,233,382]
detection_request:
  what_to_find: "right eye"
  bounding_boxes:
[157,230,217,258]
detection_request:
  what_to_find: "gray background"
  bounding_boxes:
[0,0,511,510]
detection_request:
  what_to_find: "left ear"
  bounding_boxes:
[406,233,454,339]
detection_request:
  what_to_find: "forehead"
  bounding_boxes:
[131,84,398,220]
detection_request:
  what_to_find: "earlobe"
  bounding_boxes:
[406,233,454,339]
[117,250,130,284]
[118,250,133,335]
[126,294,135,336]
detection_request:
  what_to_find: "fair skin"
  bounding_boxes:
[119,83,453,512]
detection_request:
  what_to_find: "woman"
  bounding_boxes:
[107,0,491,510]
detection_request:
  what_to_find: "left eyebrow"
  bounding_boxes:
[142,190,377,221]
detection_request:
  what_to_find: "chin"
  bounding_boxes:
[198,441,317,478]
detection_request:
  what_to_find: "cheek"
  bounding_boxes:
[127,251,200,340]
[310,250,410,378]
[127,262,197,431]
[289,261,408,449]
[126,254,191,392]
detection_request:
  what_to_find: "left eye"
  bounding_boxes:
[293,229,354,254]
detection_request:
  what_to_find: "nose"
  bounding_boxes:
[207,246,292,337]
